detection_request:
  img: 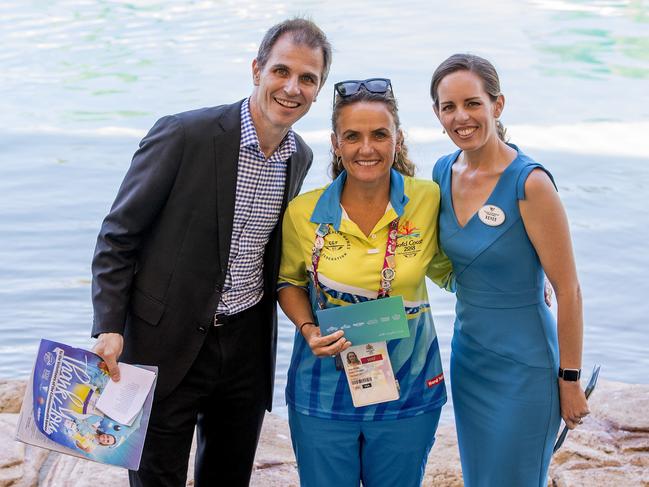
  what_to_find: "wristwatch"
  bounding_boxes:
[558,367,581,381]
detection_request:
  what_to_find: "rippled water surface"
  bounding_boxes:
[1,0,648,420]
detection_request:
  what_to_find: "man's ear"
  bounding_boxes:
[252,59,261,86]
[313,81,326,102]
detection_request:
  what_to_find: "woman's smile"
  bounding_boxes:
[354,159,381,166]
[455,126,478,138]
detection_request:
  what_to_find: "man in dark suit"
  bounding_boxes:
[90,18,331,487]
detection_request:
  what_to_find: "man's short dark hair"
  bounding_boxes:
[256,17,332,87]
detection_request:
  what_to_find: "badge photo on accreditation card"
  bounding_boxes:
[342,341,400,408]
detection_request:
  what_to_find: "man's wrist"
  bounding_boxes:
[92,320,125,338]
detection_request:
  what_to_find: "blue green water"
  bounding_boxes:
[1,0,648,419]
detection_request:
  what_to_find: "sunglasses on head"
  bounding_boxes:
[333,78,394,106]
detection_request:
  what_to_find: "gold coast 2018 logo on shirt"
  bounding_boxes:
[322,231,351,261]
[396,220,423,258]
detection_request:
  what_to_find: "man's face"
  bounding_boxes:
[250,33,324,134]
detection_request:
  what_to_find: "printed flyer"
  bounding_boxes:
[15,339,156,470]
[316,296,410,345]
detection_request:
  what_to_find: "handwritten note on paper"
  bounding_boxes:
[95,363,156,425]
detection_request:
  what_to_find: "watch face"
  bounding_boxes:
[562,368,581,381]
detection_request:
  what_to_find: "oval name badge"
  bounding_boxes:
[478,205,506,226]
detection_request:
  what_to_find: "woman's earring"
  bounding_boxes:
[442,128,446,134]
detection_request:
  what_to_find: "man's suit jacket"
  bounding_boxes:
[91,100,312,408]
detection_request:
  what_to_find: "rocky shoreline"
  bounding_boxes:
[2,379,648,486]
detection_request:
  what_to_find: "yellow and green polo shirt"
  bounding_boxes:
[279,168,453,421]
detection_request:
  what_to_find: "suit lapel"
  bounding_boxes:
[213,101,243,278]
[284,137,308,204]
[283,153,296,207]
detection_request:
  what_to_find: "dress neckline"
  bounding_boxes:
[447,147,521,230]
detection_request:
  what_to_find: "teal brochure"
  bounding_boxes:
[315,296,410,345]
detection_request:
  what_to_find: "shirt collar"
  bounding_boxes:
[240,98,297,160]
[310,168,410,230]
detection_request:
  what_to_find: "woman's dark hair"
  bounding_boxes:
[430,53,508,141]
[330,90,415,179]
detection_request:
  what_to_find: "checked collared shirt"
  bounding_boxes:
[216,98,296,315]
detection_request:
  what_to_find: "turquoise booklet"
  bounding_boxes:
[315,296,410,345]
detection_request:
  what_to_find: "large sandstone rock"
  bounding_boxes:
[0,380,26,414]
[0,414,23,487]
[423,380,649,486]
[549,380,649,486]
[423,423,463,486]
[0,413,49,487]
[250,413,299,486]
[2,379,648,486]
[41,455,127,487]
[38,413,298,487]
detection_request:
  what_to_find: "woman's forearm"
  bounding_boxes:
[278,285,350,356]
[278,286,315,330]
[555,283,584,370]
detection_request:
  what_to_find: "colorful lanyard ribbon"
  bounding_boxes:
[310,218,399,309]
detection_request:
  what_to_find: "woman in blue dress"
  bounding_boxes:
[430,54,590,486]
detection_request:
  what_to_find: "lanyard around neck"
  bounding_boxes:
[310,218,399,309]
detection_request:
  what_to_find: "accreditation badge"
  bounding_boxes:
[342,341,400,408]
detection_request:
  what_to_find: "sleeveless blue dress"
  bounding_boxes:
[433,145,561,487]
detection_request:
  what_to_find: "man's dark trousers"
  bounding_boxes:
[129,304,266,487]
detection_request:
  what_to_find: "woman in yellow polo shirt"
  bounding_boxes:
[277,79,452,487]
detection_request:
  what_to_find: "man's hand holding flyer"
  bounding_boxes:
[15,339,156,470]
